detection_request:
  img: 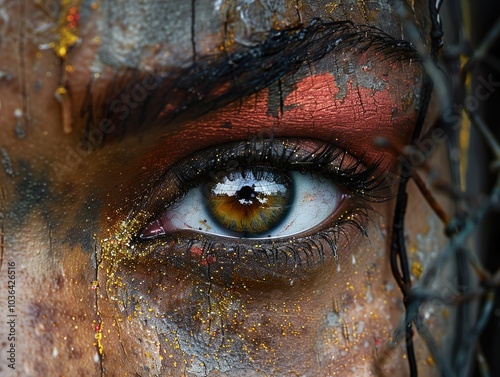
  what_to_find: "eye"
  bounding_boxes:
[140,167,343,240]
[131,138,390,286]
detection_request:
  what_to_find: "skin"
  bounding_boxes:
[0,1,454,376]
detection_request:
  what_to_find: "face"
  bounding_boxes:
[1,1,454,376]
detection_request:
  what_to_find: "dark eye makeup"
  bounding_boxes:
[122,137,393,288]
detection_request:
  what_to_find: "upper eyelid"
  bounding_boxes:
[81,19,420,148]
[130,138,391,230]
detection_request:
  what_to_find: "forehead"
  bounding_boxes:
[94,0,430,70]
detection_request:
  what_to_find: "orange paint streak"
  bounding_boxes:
[139,72,418,176]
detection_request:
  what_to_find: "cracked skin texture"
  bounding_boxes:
[0,1,452,376]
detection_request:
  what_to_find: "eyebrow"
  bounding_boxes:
[81,19,420,145]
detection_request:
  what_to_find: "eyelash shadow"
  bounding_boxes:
[128,138,393,287]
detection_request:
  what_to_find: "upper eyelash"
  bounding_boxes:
[279,142,389,200]
[130,137,390,239]
[169,138,391,207]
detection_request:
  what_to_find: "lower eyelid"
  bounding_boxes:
[134,198,371,288]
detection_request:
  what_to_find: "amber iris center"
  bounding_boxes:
[206,168,293,235]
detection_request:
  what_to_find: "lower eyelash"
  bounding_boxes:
[135,201,372,288]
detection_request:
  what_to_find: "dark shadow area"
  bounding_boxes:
[469,1,500,376]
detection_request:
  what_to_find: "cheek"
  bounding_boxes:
[97,257,194,375]
[93,202,413,376]
[309,217,406,375]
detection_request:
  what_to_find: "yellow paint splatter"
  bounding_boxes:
[427,355,436,367]
[53,0,82,59]
[411,261,424,279]
[95,324,104,354]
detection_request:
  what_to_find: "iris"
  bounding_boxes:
[206,168,293,235]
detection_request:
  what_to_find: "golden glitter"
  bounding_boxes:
[408,244,418,255]
[411,261,424,279]
[427,355,436,367]
[95,324,104,354]
[325,3,339,14]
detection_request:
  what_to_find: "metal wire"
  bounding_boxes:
[388,1,500,376]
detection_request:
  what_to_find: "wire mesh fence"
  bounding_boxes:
[388,1,500,376]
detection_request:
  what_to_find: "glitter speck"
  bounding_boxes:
[411,261,424,279]
[325,3,338,13]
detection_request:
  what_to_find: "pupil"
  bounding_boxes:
[236,185,257,204]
